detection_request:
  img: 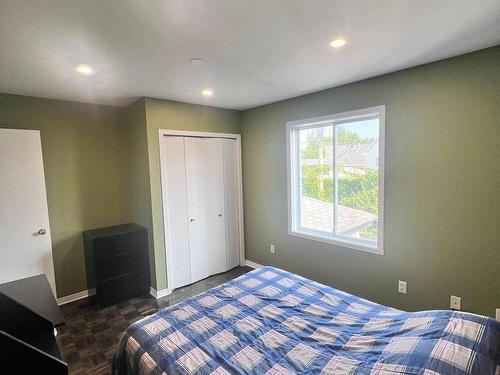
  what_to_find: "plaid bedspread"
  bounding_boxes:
[114,266,500,374]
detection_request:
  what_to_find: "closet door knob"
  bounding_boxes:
[218,214,223,217]
[190,218,195,222]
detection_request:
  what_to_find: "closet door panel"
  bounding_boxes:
[222,139,240,269]
[204,139,227,275]
[185,138,211,283]
[160,137,191,290]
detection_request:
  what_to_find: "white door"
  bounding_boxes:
[185,137,210,283]
[203,138,227,275]
[185,137,227,283]
[160,136,191,290]
[0,129,56,295]
[222,138,240,269]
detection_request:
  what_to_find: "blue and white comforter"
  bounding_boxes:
[114,266,500,374]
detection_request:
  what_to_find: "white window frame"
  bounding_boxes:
[286,105,385,255]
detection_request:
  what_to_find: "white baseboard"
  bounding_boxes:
[58,287,171,305]
[244,259,264,269]
[57,289,89,306]
[150,287,172,300]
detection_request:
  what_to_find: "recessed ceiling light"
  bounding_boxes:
[202,88,213,97]
[76,64,94,75]
[329,38,347,48]
[190,58,206,65]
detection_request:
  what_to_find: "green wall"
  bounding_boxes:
[121,98,156,287]
[143,97,241,291]
[0,94,130,298]
[240,47,500,317]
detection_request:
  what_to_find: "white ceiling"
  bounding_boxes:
[0,0,499,110]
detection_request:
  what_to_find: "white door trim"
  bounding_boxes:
[158,129,245,292]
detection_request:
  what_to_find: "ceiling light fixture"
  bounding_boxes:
[202,88,213,97]
[76,64,94,75]
[329,38,347,48]
[190,58,206,65]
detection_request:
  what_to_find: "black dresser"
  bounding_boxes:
[83,223,150,307]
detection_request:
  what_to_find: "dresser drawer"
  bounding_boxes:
[95,252,143,283]
[93,230,146,259]
[95,273,147,307]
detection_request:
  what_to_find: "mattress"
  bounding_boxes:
[114,266,500,374]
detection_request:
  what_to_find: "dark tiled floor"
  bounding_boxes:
[56,266,252,374]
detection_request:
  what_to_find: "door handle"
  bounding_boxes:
[218,214,223,217]
[189,218,195,222]
[38,228,47,235]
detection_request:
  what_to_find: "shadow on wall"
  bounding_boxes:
[54,235,86,299]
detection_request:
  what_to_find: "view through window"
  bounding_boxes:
[288,106,384,253]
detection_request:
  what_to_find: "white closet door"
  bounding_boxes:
[204,138,227,275]
[160,136,191,290]
[185,137,209,283]
[185,138,226,282]
[160,134,242,290]
[222,138,240,269]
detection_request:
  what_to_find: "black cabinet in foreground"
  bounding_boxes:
[83,223,150,307]
[0,275,67,374]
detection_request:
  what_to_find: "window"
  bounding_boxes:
[287,106,384,254]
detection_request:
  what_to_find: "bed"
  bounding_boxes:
[114,266,500,374]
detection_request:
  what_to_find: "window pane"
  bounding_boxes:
[335,119,379,242]
[298,126,333,233]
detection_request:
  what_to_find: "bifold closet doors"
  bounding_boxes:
[160,135,241,290]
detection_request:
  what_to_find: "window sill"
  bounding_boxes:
[288,229,384,256]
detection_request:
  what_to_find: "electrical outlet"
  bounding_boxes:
[398,280,407,294]
[450,295,461,310]
[270,244,275,254]
[496,309,500,321]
